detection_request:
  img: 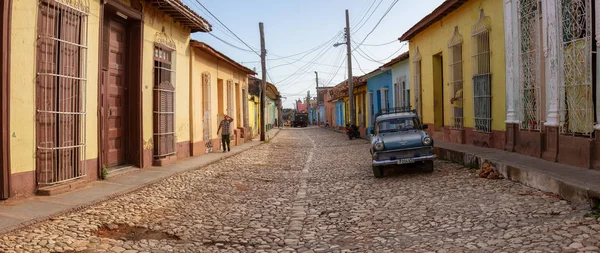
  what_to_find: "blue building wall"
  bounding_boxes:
[319,105,325,123]
[335,100,345,127]
[367,70,393,132]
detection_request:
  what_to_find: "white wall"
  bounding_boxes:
[391,59,411,107]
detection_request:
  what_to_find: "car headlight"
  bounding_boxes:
[374,142,384,151]
[422,136,433,146]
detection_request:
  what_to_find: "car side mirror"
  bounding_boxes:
[423,124,428,129]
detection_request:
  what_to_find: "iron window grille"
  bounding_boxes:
[153,43,176,158]
[368,92,374,127]
[226,80,233,119]
[517,0,543,131]
[36,0,89,186]
[202,72,213,153]
[243,88,249,128]
[558,0,594,136]
[448,26,464,129]
[412,47,423,118]
[471,10,492,133]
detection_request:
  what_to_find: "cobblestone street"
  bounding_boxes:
[1,127,600,253]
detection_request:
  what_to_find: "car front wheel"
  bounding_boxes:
[372,165,384,178]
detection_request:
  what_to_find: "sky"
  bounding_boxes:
[183,0,446,108]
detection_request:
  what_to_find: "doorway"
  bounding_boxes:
[0,0,10,199]
[433,53,444,131]
[100,1,143,170]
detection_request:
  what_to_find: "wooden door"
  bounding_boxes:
[106,20,127,167]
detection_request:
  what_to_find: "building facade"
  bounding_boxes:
[189,41,255,155]
[400,0,506,149]
[386,52,411,110]
[365,69,393,133]
[504,0,600,170]
[3,0,213,198]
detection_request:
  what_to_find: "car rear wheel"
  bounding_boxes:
[422,160,434,173]
[372,165,384,178]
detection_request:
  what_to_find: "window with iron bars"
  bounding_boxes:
[227,80,233,119]
[202,72,212,153]
[558,0,595,136]
[518,0,543,131]
[448,26,464,129]
[153,46,176,158]
[368,92,374,127]
[412,48,422,118]
[243,88,249,128]
[471,10,492,133]
[36,0,88,186]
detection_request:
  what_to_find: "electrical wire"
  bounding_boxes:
[352,54,368,75]
[360,39,399,47]
[267,32,343,70]
[352,0,384,34]
[190,0,261,56]
[352,0,400,52]
[350,0,379,33]
[208,33,256,53]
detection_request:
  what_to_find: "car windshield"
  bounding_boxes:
[377,116,420,133]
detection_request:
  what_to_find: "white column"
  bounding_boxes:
[504,0,518,123]
[544,0,560,127]
[594,0,600,129]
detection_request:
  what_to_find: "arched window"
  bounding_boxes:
[412,47,422,117]
[448,26,464,129]
[153,31,176,158]
[558,0,594,136]
[471,10,492,133]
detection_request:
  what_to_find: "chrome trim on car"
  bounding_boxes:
[372,154,436,166]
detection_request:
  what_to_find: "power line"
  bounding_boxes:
[352,0,384,34]
[361,39,399,47]
[352,54,368,75]
[350,0,379,33]
[353,0,400,52]
[190,0,260,56]
[267,32,343,71]
[208,33,256,53]
[324,55,347,87]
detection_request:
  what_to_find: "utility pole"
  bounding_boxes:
[259,22,266,141]
[345,9,355,125]
[315,71,320,125]
[306,90,311,125]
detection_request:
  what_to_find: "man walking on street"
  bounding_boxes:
[217,115,234,152]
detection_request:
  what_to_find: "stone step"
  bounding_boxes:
[106,165,139,179]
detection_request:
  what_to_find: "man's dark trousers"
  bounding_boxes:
[222,134,231,151]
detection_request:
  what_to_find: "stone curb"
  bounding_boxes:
[434,146,600,207]
[0,136,273,235]
[323,126,599,207]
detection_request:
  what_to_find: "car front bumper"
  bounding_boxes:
[372,154,436,166]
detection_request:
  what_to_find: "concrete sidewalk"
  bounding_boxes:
[434,140,600,206]
[0,129,280,234]
[323,126,600,206]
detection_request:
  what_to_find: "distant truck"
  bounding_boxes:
[292,113,308,127]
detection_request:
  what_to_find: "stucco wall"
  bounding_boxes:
[142,3,195,152]
[10,0,101,175]
[367,70,394,119]
[190,48,248,141]
[408,0,506,131]
[391,59,411,107]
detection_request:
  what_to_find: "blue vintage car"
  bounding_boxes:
[369,108,436,178]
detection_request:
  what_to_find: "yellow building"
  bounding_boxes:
[2,0,212,198]
[399,0,506,149]
[189,41,256,155]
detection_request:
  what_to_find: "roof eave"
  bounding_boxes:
[190,40,257,75]
[398,0,467,41]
